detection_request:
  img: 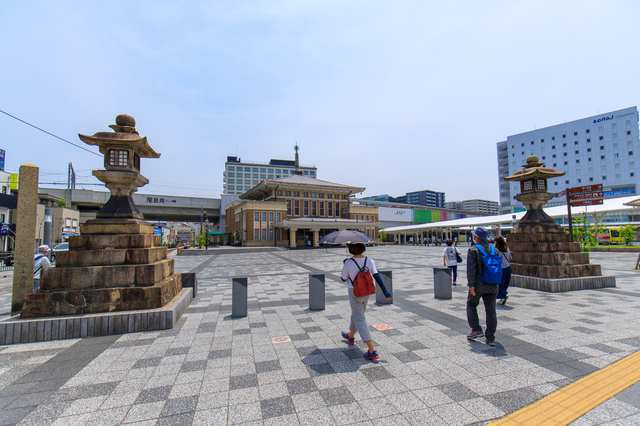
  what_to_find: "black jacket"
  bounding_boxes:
[467,240,501,292]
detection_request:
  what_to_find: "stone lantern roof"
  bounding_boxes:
[504,155,565,182]
[504,155,566,224]
[78,114,159,220]
[79,114,160,160]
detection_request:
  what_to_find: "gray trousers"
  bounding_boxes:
[348,288,372,342]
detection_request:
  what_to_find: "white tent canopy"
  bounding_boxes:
[382,195,640,233]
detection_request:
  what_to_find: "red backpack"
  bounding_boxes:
[350,257,376,297]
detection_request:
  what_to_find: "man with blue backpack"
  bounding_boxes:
[466,227,502,347]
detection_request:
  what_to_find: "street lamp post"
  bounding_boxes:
[204,212,208,250]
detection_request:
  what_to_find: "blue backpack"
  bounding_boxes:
[474,245,502,284]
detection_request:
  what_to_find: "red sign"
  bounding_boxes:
[374,324,392,330]
[571,199,604,207]
[570,191,604,201]
[571,184,603,194]
[558,190,566,197]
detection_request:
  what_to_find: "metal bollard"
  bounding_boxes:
[309,273,325,311]
[232,277,248,318]
[433,267,452,299]
[376,270,393,304]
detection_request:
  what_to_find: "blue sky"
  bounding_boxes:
[2,1,639,202]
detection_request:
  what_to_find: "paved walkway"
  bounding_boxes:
[0,246,639,425]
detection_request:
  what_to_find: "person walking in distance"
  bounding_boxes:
[33,245,52,292]
[340,243,391,360]
[494,236,512,305]
[466,227,502,346]
[442,240,462,285]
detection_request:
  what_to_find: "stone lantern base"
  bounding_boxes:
[508,223,616,292]
[20,219,184,318]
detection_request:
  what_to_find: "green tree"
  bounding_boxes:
[572,212,590,252]
[195,231,207,248]
[589,213,606,247]
[620,224,638,246]
[380,231,387,243]
[56,199,67,207]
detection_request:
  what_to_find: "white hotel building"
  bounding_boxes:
[223,156,317,196]
[497,106,640,216]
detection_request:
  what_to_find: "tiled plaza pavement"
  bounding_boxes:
[1,246,640,425]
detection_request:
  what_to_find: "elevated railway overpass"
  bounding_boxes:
[40,188,221,224]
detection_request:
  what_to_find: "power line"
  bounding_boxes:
[0,109,101,157]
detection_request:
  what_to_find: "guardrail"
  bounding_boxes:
[0,253,14,272]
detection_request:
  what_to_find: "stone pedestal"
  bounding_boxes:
[508,223,615,292]
[20,219,183,318]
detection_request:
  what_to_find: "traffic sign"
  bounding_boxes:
[571,199,604,207]
[570,191,604,201]
[272,336,290,344]
[570,184,603,194]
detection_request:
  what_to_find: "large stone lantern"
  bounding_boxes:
[504,156,614,292]
[20,115,187,320]
[79,114,160,220]
[504,155,565,224]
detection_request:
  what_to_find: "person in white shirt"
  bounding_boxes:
[33,245,52,292]
[340,243,391,361]
[442,240,462,284]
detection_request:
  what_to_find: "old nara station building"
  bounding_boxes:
[225,147,379,247]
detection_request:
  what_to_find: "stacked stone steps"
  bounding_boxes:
[21,274,182,318]
[70,234,161,250]
[42,259,174,289]
[508,223,602,280]
[56,247,167,267]
[510,263,601,279]
[511,252,590,266]
[21,219,182,319]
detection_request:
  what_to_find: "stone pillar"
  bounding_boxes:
[289,229,297,248]
[309,273,325,310]
[433,267,452,299]
[376,270,392,305]
[12,164,39,315]
[232,277,248,318]
[313,230,319,247]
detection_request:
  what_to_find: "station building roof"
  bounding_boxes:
[383,195,640,232]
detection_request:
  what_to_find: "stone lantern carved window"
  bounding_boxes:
[522,180,533,192]
[109,149,129,167]
[536,179,546,191]
[134,153,140,171]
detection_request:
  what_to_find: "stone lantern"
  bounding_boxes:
[79,114,160,220]
[503,155,614,292]
[504,155,565,224]
[20,115,188,321]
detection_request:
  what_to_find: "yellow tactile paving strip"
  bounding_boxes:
[489,350,640,426]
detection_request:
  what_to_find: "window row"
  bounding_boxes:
[551,173,635,185]
[511,121,633,148]
[228,166,317,176]
[276,191,348,200]
[287,200,340,217]
[253,211,282,223]
[254,228,281,241]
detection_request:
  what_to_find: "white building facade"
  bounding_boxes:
[223,156,317,196]
[444,199,499,215]
[497,106,640,214]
